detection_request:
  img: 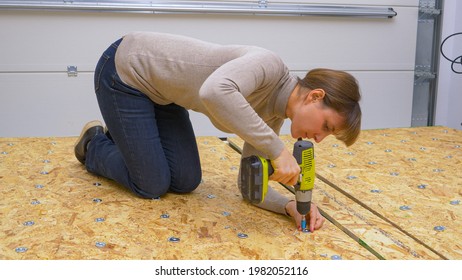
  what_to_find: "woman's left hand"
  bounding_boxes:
[285,200,325,232]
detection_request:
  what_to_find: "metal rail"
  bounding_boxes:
[0,1,397,18]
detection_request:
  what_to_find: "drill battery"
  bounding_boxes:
[239,155,273,204]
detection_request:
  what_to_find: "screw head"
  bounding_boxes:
[450,200,460,205]
[418,184,427,189]
[346,175,357,180]
[160,214,170,219]
[31,200,41,205]
[40,171,49,175]
[35,184,44,189]
[331,255,342,260]
[222,211,231,217]
[327,163,336,168]
[93,182,101,186]
[15,247,28,253]
[400,205,411,211]
[370,189,382,193]
[168,237,180,243]
[385,149,392,152]
[390,172,400,176]
[23,221,35,226]
[95,242,106,248]
[237,233,248,239]
[95,217,105,222]
[434,226,445,232]
[92,198,102,203]
[207,194,216,199]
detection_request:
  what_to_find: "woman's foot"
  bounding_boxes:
[74,120,104,164]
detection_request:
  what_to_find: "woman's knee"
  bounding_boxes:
[131,177,171,199]
[130,167,202,197]
[170,169,202,194]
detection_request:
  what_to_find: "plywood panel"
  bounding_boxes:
[0,136,374,260]
[227,136,442,259]
[302,127,462,259]
[261,127,461,259]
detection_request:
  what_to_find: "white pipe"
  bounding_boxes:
[0,1,397,18]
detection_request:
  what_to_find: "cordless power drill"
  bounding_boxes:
[240,139,315,230]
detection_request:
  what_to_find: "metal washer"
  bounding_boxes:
[237,233,248,239]
[95,242,106,248]
[168,237,180,243]
[434,226,445,232]
[15,247,28,253]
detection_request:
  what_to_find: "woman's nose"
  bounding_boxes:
[314,133,327,143]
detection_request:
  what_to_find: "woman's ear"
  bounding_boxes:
[305,89,326,104]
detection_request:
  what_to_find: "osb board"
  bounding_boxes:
[0,136,374,260]
[227,137,441,260]
[278,126,462,259]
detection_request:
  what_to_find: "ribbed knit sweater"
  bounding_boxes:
[115,32,298,214]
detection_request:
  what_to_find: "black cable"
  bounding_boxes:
[440,32,462,74]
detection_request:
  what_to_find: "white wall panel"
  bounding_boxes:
[0,7,417,72]
[0,0,419,137]
[0,73,102,136]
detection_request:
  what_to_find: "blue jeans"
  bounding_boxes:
[86,38,202,198]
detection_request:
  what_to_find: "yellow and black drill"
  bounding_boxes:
[240,138,315,230]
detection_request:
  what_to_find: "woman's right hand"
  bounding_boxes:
[269,146,300,186]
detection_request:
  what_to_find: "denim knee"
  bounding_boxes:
[132,177,171,199]
[170,168,202,194]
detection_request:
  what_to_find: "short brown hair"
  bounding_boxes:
[297,68,361,146]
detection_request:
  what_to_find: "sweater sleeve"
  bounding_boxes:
[198,49,286,160]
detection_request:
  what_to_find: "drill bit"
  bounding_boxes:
[301,216,307,231]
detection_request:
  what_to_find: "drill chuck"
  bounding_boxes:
[295,190,312,215]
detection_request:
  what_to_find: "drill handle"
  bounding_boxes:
[293,139,315,192]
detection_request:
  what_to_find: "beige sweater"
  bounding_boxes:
[115,32,297,214]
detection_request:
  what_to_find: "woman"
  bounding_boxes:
[75,31,361,232]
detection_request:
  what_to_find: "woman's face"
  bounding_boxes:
[290,93,344,143]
